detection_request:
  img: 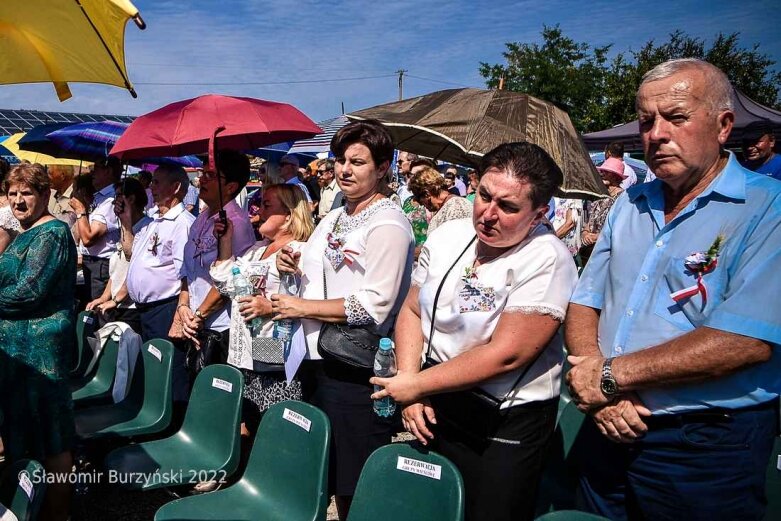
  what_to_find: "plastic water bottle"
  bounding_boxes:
[373,337,397,417]
[273,272,298,359]
[232,266,262,334]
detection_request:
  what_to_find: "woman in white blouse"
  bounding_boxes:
[371,142,579,521]
[274,120,414,519]
[210,184,314,437]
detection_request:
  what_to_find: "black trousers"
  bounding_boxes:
[431,397,558,521]
[81,256,110,302]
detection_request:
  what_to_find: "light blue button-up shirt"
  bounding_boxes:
[571,152,781,414]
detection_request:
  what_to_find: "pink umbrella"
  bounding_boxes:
[110,94,321,160]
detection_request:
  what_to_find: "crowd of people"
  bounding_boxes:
[0,57,779,521]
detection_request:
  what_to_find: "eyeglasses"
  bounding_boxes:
[199,170,219,181]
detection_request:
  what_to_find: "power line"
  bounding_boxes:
[406,74,476,88]
[135,73,397,86]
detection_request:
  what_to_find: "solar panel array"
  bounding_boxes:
[0,108,135,136]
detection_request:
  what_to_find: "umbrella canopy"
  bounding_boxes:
[46,120,202,168]
[1,133,91,166]
[348,88,606,199]
[288,115,349,155]
[110,94,322,160]
[16,122,75,156]
[582,88,781,151]
[0,136,21,165]
[0,0,145,101]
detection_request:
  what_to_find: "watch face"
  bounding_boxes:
[601,378,618,396]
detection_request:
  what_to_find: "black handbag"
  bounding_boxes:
[423,236,540,440]
[316,266,382,368]
[185,328,228,380]
[315,212,383,369]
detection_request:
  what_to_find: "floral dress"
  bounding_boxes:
[0,219,76,461]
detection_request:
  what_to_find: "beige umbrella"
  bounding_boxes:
[348,88,607,199]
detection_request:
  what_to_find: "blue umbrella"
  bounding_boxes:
[245,141,316,164]
[47,120,202,167]
[16,122,75,157]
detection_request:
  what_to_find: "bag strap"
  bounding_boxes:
[424,235,542,404]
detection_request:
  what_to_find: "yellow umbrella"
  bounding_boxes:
[3,133,92,167]
[0,0,145,101]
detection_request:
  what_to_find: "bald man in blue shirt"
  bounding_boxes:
[566,59,781,520]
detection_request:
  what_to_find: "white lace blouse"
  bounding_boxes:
[413,218,579,408]
[298,199,415,359]
[0,205,21,235]
[210,240,305,370]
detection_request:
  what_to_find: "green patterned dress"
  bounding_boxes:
[0,218,77,461]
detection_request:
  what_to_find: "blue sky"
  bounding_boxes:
[1,0,779,124]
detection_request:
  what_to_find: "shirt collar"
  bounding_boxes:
[628,151,746,204]
[154,202,186,221]
[206,199,240,221]
[96,184,115,198]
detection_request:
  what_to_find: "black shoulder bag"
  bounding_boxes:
[423,235,541,440]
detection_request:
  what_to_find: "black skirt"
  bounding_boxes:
[300,359,396,496]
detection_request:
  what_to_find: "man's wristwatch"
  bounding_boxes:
[600,357,619,398]
[194,309,205,320]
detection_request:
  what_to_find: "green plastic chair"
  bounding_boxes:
[0,459,47,521]
[104,364,244,491]
[535,510,611,521]
[347,443,465,521]
[763,436,781,521]
[70,310,98,378]
[154,400,331,521]
[74,339,174,440]
[535,396,587,515]
[70,334,120,408]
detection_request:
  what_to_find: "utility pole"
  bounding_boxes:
[396,69,407,101]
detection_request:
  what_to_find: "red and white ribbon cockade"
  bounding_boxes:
[669,235,724,306]
[326,233,360,267]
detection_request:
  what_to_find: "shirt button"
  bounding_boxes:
[655,240,663,247]
[626,310,634,316]
[641,274,648,282]
[615,346,623,354]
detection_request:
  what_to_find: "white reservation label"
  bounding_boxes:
[83,315,94,324]
[396,456,442,480]
[211,378,233,393]
[777,455,781,471]
[18,471,34,499]
[147,345,162,362]
[282,408,312,432]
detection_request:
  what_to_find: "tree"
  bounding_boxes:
[480,27,781,133]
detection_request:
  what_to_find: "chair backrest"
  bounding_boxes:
[535,397,587,515]
[81,335,120,390]
[135,339,174,427]
[178,364,243,473]
[535,510,611,521]
[347,443,465,521]
[0,459,46,521]
[764,436,781,521]
[71,310,97,377]
[241,400,331,520]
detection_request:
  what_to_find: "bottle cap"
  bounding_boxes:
[379,337,393,351]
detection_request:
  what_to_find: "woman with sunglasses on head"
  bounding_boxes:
[407,165,473,234]
[275,120,415,519]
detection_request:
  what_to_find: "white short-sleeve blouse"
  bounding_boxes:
[414,218,578,408]
[299,199,415,360]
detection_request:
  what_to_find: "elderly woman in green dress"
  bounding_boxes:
[0,163,77,521]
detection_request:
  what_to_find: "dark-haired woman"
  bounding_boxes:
[371,142,579,521]
[275,120,414,519]
[0,163,77,520]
